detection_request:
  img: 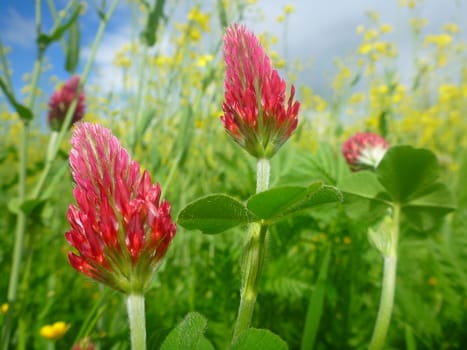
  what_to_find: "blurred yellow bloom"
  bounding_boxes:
[284,4,295,14]
[427,277,438,286]
[1,303,8,314]
[359,43,373,55]
[40,322,70,341]
[443,23,459,34]
[356,24,365,34]
[154,55,171,66]
[349,92,365,104]
[196,54,213,67]
[113,54,131,68]
[399,0,417,8]
[437,53,448,67]
[409,18,428,33]
[364,29,379,41]
[380,24,393,33]
[377,84,388,94]
[312,95,327,112]
[343,237,352,245]
[438,84,459,101]
[276,15,285,23]
[189,28,202,41]
[425,34,453,47]
[366,10,379,22]
[187,7,210,32]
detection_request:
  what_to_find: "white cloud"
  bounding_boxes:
[81,22,133,92]
[1,8,35,48]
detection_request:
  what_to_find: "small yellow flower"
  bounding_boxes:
[358,43,373,55]
[284,4,295,14]
[356,24,365,34]
[364,29,379,41]
[40,322,70,341]
[409,17,428,33]
[343,237,352,245]
[380,24,393,33]
[425,34,453,48]
[427,277,438,286]
[276,15,285,23]
[443,23,459,34]
[196,54,213,67]
[377,84,389,94]
[1,303,8,314]
[349,92,365,104]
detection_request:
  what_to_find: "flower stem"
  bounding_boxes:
[1,2,43,345]
[126,294,147,350]
[32,0,120,199]
[232,158,270,341]
[368,204,400,350]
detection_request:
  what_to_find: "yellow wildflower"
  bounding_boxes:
[349,92,365,104]
[380,24,393,33]
[377,84,388,94]
[187,7,210,32]
[356,24,365,34]
[409,18,428,33]
[276,15,285,23]
[427,277,438,286]
[443,23,459,34]
[40,322,71,341]
[425,34,453,47]
[364,29,379,41]
[1,303,8,314]
[196,54,213,67]
[359,43,373,55]
[284,4,295,14]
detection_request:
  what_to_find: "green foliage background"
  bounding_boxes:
[1,0,466,349]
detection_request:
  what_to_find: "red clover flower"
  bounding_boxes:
[221,24,300,159]
[65,122,176,294]
[48,75,85,131]
[342,132,389,170]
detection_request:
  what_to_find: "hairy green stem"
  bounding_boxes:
[126,294,147,350]
[369,204,400,350]
[232,158,270,341]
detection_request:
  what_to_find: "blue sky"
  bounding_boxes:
[1,0,466,111]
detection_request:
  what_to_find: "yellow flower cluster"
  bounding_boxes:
[39,321,70,340]
[276,4,295,23]
[357,23,397,64]
[176,6,211,44]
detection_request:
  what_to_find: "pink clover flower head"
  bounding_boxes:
[342,132,389,170]
[66,122,176,294]
[221,24,300,159]
[48,75,85,131]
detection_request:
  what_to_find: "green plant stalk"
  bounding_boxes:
[130,44,148,153]
[369,204,400,350]
[232,158,270,341]
[126,294,147,350]
[32,0,120,199]
[1,1,44,344]
[0,37,13,91]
